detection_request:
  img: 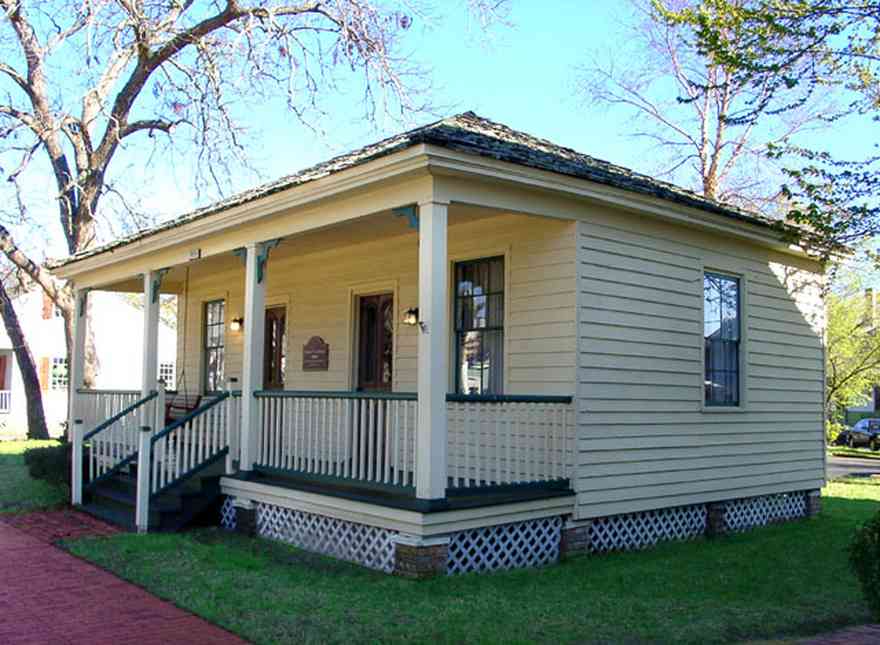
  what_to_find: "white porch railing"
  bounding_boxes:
[446,395,574,488]
[0,390,10,414]
[77,389,141,433]
[81,390,161,483]
[253,391,574,491]
[148,393,235,495]
[254,391,418,486]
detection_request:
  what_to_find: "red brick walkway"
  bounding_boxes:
[0,515,246,644]
[2,509,119,543]
[799,624,880,644]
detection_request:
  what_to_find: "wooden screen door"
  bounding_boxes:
[263,306,286,390]
[357,294,393,391]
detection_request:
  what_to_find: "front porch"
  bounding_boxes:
[67,204,579,545]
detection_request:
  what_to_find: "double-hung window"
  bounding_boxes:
[454,256,505,395]
[50,357,68,390]
[204,300,225,393]
[703,272,741,406]
[158,362,176,390]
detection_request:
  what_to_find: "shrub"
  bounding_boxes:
[849,511,880,620]
[826,420,847,445]
[23,442,70,487]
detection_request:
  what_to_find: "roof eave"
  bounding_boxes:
[422,144,812,258]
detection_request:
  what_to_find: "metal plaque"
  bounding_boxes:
[302,336,329,371]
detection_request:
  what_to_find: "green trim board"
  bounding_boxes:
[253,389,572,405]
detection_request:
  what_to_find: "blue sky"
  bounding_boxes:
[17,1,874,258]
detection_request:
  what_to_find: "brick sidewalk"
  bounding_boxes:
[0,515,245,644]
[2,509,119,543]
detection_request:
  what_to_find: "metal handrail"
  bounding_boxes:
[83,391,158,442]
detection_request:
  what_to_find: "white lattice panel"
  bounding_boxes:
[590,504,707,553]
[447,516,562,575]
[723,491,807,531]
[219,497,237,530]
[256,502,398,573]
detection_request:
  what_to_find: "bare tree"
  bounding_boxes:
[0,271,48,439]
[0,0,509,419]
[574,0,828,210]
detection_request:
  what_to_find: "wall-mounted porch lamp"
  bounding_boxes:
[230,317,244,332]
[401,307,419,327]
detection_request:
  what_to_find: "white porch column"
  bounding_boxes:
[141,271,161,400]
[416,200,449,500]
[240,241,269,471]
[69,288,87,506]
[68,288,88,431]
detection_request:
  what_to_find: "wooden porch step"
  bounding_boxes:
[82,457,227,532]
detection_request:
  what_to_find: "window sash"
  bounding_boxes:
[50,357,69,390]
[703,272,741,407]
[204,300,225,393]
[454,257,504,395]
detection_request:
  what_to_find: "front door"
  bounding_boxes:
[263,306,286,390]
[357,294,393,391]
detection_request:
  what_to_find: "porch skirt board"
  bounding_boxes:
[218,489,814,575]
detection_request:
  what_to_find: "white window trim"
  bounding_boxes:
[347,279,400,392]
[50,356,69,391]
[700,266,749,413]
[200,291,229,394]
[263,294,291,389]
[448,247,511,395]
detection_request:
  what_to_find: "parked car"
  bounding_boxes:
[837,418,880,450]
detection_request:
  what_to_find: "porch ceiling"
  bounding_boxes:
[94,203,508,293]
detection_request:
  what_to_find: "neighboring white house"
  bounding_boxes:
[0,289,177,439]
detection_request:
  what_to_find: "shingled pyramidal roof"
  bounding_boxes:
[57,111,778,266]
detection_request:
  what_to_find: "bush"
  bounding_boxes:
[23,442,70,487]
[826,420,847,445]
[849,511,880,619]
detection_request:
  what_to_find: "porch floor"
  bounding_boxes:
[230,467,573,513]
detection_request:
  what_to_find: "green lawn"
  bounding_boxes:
[0,440,67,513]
[63,479,880,644]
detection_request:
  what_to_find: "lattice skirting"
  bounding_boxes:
[219,496,398,572]
[589,503,708,554]
[219,496,237,530]
[723,491,808,531]
[446,516,562,575]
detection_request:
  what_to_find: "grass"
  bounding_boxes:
[828,446,880,460]
[0,439,67,513]
[63,478,880,644]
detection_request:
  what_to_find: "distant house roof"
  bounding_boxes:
[54,111,787,267]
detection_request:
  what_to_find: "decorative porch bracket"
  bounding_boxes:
[393,204,419,231]
[150,268,170,303]
[255,239,280,284]
[233,240,280,284]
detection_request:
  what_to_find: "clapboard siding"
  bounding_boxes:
[175,213,577,397]
[575,212,825,520]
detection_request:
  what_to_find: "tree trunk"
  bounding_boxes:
[0,283,49,440]
[61,293,98,390]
